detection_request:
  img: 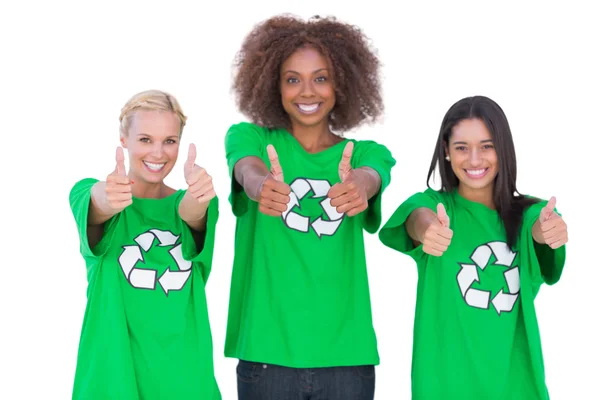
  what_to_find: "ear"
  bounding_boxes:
[444,141,450,160]
[120,134,127,149]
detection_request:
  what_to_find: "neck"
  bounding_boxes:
[458,183,495,209]
[129,175,172,199]
[289,120,341,153]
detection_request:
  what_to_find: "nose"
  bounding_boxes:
[151,142,165,158]
[300,80,315,98]
[469,148,483,167]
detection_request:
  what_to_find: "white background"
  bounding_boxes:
[1,0,598,398]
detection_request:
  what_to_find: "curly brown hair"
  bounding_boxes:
[232,14,383,133]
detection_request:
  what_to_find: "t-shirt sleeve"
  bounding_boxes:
[224,122,265,217]
[178,195,219,283]
[352,140,397,233]
[521,200,566,286]
[378,189,445,262]
[69,178,118,260]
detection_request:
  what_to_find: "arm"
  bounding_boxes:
[406,207,439,244]
[233,148,291,216]
[87,148,133,247]
[234,156,271,202]
[180,144,217,233]
[352,167,382,200]
[406,204,452,257]
[178,194,210,232]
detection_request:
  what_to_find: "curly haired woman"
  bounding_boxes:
[223,14,396,400]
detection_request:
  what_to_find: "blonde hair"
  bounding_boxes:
[119,90,188,136]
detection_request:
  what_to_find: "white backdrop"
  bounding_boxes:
[1,0,598,398]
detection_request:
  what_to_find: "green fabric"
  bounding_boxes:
[69,178,221,399]
[379,188,565,399]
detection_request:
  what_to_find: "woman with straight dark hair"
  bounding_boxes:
[379,95,568,399]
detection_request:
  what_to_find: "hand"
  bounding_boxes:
[105,146,133,213]
[328,142,368,217]
[421,203,453,257]
[184,143,216,205]
[257,145,291,216]
[534,196,568,249]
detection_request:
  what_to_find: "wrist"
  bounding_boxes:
[245,172,270,202]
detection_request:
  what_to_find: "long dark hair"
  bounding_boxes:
[426,95,539,248]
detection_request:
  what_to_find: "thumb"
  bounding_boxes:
[339,141,354,181]
[437,203,450,227]
[267,144,284,182]
[185,143,197,177]
[115,146,126,176]
[540,196,557,222]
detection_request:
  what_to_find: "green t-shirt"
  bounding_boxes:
[69,178,221,400]
[223,122,396,368]
[379,188,566,400]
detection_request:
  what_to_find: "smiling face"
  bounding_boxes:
[120,109,182,184]
[446,118,498,198]
[279,46,336,131]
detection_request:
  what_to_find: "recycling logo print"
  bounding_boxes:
[118,229,191,296]
[456,241,520,315]
[282,178,345,238]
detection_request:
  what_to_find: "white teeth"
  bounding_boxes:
[144,162,165,171]
[298,103,319,113]
[466,169,486,176]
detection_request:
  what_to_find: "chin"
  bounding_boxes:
[463,179,495,191]
[295,115,328,127]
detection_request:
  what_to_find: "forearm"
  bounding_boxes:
[89,182,118,226]
[354,167,382,200]
[178,193,209,232]
[406,207,437,243]
[234,157,270,201]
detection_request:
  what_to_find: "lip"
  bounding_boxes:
[295,102,322,115]
[464,168,489,179]
[143,161,166,173]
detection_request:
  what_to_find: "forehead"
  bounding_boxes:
[450,118,492,143]
[281,46,329,72]
[129,110,180,136]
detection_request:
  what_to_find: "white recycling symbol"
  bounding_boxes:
[282,178,345,238]
[456,241,520,315]
[118,229,192,296]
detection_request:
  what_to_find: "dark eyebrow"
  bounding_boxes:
[284,68,329,75]
[452,139,493,145]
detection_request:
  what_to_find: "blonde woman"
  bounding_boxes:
[69,90,221,399]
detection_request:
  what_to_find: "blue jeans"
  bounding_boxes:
[236,360,376,400]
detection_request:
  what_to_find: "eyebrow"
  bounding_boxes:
[138,133,179,139]
[284,68,329,75]
[452,139,493,145]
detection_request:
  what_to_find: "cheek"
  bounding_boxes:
[280,84,295,101]
[127,144,146,160]
[320,84,335,101]
[448,153,467,174]
[488,153,499,169]
[166,145,179,161]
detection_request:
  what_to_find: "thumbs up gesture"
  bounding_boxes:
[256,145,291,216]
[421,203,453,257]
[184,143,216,205]
[328,142,369,217]
[105,146,133,213]
[533,196,568,249]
